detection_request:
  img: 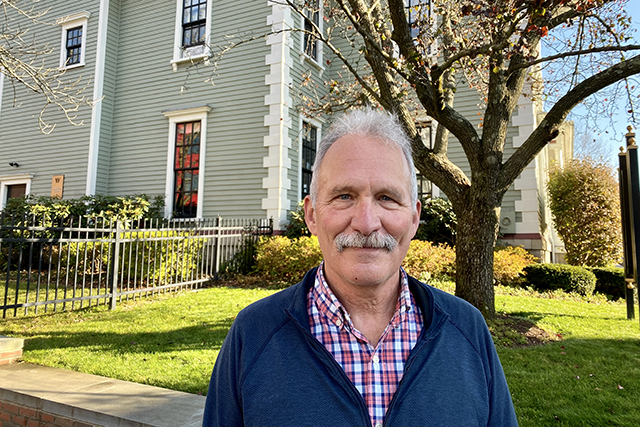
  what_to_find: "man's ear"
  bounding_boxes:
[410,199,421,238]
[303,196,318,236]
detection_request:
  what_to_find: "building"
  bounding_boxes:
[0,1,570,261]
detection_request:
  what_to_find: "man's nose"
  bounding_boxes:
[351,198,382,235]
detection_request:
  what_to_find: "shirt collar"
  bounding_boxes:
[311,261,414,330]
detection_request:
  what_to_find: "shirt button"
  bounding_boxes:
[375,423,383,427]
[335,319,342,327]
[372,355,380,364]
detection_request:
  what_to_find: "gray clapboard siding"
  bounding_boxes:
[0,0,99,199]
[102,0,271,218]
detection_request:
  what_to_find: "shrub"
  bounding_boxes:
[255,236,323,283]
[54,230,205,285]
[415,197,457,245]
[403,240,456,282]
[284,201,310,239]
[493,246,538,286]
[1,194,165,223]
[588,266,626,300]
[547,157,622,267]
[524,263,596,296]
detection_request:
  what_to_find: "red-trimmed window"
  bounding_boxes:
[174,121,201,218]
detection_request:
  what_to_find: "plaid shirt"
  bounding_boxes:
[307,263,423,427]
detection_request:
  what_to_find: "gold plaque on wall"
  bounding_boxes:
[51,175,64,198]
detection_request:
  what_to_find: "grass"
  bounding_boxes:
[0,283,639,426]
[0,286,274,395]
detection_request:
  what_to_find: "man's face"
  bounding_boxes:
[304,133,421,291]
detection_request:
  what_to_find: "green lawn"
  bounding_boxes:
[1,284,638,426]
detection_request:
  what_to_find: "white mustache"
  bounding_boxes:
[334,231,398,252]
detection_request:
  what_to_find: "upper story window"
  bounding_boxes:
[301,121,318,199]
[405,0,431,39]
[65,27,83,65]
[182,0,208,48]
[57,11,91,68]
[172,0,212,69]
[302,1,323,65]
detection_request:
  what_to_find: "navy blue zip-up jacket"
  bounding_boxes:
[203,268,518,427]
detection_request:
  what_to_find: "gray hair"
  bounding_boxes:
[310,108,418,206]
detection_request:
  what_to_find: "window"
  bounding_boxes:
[162,106,211,219]
[182,0,208,48]
[415,173,432,200]
[303,1,320,60]
[0,175,32,210]
[415,121,433,199]
[301,121,318,199]
[173,121,201,218]
[172,0,212,68]
[405,0,431,39]
[65,27,83,66]
[57,12,90,68]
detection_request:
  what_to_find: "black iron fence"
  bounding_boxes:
[0,215,272,318]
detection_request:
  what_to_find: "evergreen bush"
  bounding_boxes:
[524,263,596,296]
[588,266,626,300]
[415,197,457,245]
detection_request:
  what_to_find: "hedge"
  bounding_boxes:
[588,266,626,300]
[523,263,597,296]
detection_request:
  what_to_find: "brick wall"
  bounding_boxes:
[0,400,102,427]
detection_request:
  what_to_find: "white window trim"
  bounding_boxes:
[298,117,323,200]
[57,11,91,69]
[0,174,34,210]
[162,105,212,219]
[170,0,213,72]
[299,0,324,72]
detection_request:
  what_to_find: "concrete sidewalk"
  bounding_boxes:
[0,363,205,427]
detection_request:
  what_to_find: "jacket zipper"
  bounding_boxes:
[285,309,373,427]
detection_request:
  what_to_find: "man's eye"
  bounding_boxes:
[338,194,351,200]
[380,195,393,201]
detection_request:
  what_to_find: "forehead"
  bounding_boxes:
[317,134,412,193]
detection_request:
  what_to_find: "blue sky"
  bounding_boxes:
[571,0,640,163]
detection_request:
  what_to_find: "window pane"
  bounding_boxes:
[192,172,199,191]
[175,147,183,169]
[7,184,27,200]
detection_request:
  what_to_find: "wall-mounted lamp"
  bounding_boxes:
[9,162,20,168]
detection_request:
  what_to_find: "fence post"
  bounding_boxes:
[215,216,222,275]
[110,220,122,310]
[623,127,640,325]
[619,142,635,320]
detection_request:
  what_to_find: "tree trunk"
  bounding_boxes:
[453,190,502,319]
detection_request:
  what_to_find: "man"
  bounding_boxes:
[203,109,518,427]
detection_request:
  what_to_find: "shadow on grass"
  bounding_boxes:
[21,317,235,355]
[508,310,626,323]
